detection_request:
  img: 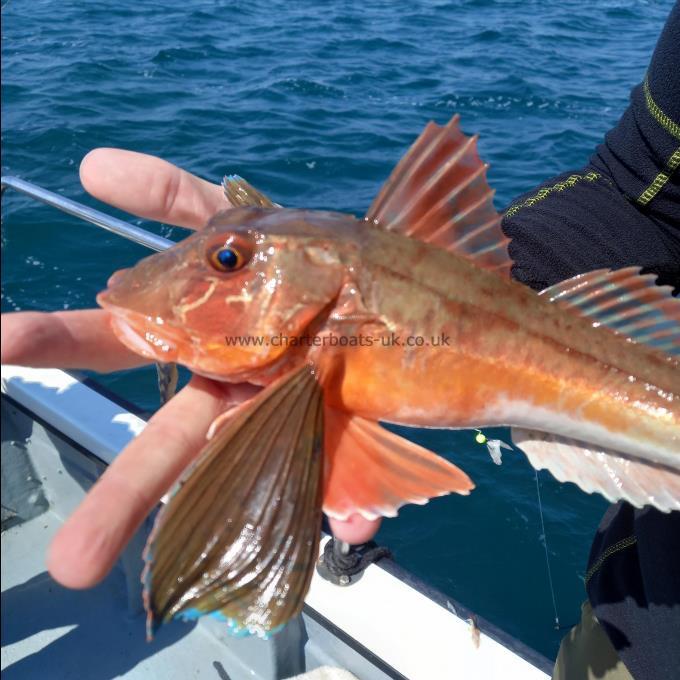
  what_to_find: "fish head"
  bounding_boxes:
[97,208,359,381]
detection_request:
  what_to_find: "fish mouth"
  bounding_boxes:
[104,307,187,364]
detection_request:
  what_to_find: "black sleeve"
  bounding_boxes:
[499,5,680,680]
[501,2,680,294]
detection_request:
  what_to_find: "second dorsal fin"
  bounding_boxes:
[365,115,512,277]
[539,267,680,356]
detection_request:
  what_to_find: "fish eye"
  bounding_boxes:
[206,236,252,273]
[210,246,242,271]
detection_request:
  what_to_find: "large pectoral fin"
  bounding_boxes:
[322,406,474,521]
[143,364,324,639]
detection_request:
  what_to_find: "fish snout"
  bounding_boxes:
[106,268,131,288]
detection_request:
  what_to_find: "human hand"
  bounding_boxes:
[1,148,378,590]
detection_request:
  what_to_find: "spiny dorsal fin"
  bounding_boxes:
[539,267,680,356]
[365,114,512,277]
[222,174,278,208]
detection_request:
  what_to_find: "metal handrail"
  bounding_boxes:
[1,176,174,252]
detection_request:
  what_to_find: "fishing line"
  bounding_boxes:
[474,429,561,630]
[534,468,560,630]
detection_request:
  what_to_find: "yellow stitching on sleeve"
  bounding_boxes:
[505,172,602,218]
[507,79,679,215]
[584,535,637,586]
[637,146,680,206]
[636,77,680,206]
[644,76,680,141]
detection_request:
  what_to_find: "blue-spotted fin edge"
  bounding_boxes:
[175,608,285,640]
[539,267,679,356]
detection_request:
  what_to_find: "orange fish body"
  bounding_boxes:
[97,115,680,637]
[323,226,678,454]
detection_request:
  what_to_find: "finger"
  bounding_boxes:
[1,310,150,372]
[329,515,382,545]
[47,376,255,589]
[79,148,230,230]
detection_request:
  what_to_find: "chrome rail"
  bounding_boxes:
[1,175,174,252]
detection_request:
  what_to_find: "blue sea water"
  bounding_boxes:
[1,0,673,662]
